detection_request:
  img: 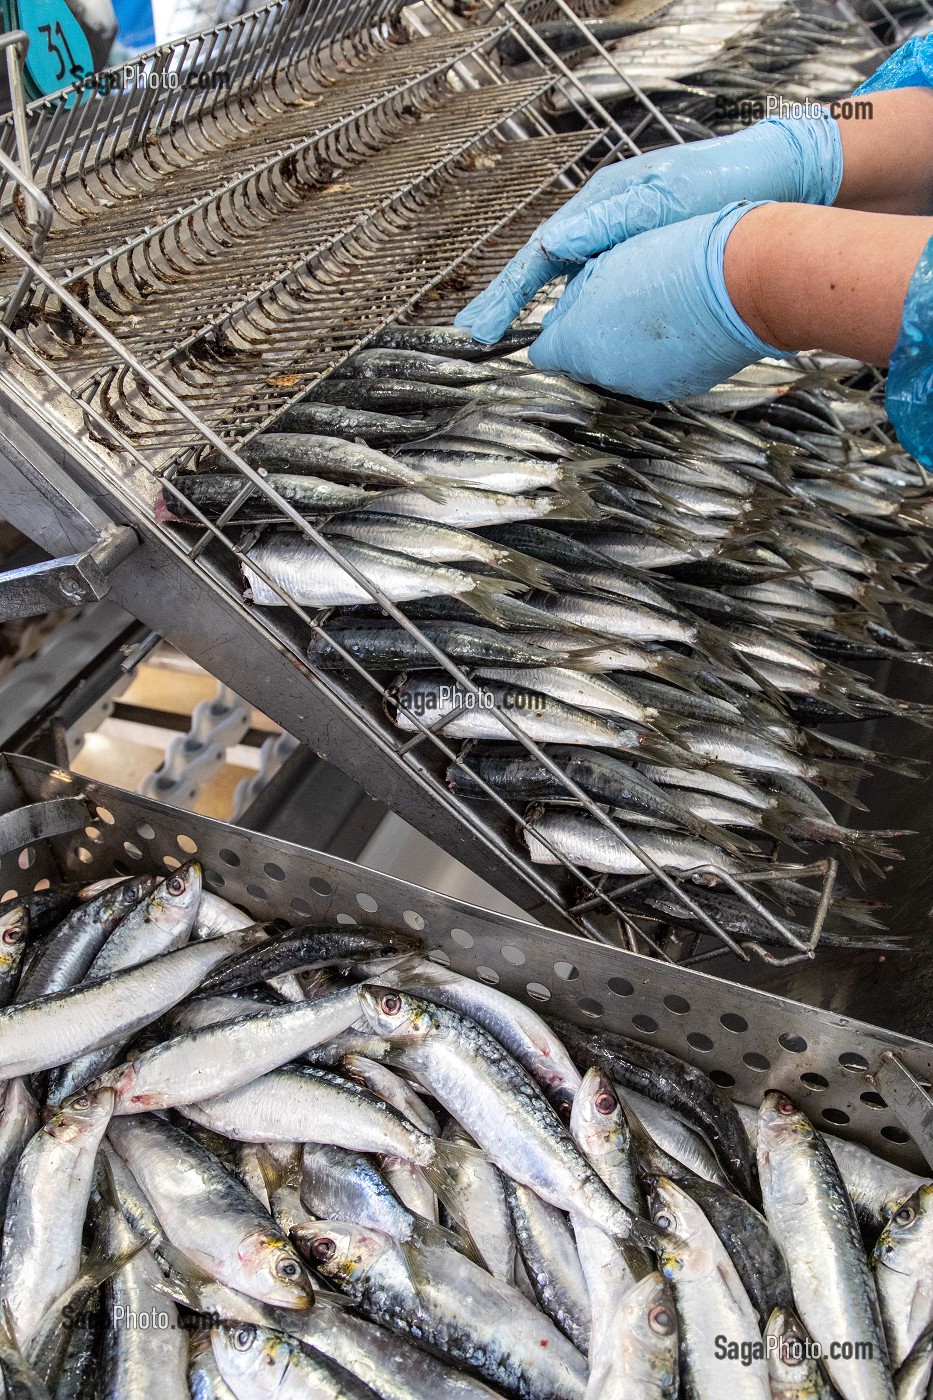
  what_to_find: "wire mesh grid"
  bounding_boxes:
[0,0,855,959]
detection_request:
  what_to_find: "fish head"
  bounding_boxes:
[757,1090,816,1153]
[765,1307,821,1391]
[147,861,203,940]
[45,1085,116,1143]
[237,1229,314,1310]
[294,1219,390,1290]
[0,906,27,975]
[570,1068,630,1160]
[357,985,435,1046]
[211,1322,288,1395]
[618,1272,679,1392]
[874,1182,933,1267]
[648,1177,713,1282]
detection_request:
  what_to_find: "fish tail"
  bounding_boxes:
[497,548,566,592]
[543,482,601,521]
[806,759,870,808]
[464,577,530,627]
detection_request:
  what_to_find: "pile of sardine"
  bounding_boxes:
[157,322,933,953]
[0,863,928,1399]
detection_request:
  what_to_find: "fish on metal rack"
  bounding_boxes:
[271,400,432,447]
[387,677,684,759]
[155,473,395,525]
[241,535,523,613]
[325,514,562,589]
[205,434,435,490]
[307,620,581,672]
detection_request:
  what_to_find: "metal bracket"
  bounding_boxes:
[874,1052,933,1171]
[0,794,91,857]
[0,525,138,622]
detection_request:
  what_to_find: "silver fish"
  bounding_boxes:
[243,535,517,610]
[0,927,265,1078]
[0,1086,115,1348]
[358,987,649,1248]
[765,1307,833,1400]
[651,1176,770,1399]
[212,1321,382,1399]
[584,1272,679,1400]
[757,1092,894,1400]
[300,1219,587,1400]
[873,1184,933,1368]
[106,1114,314,1310]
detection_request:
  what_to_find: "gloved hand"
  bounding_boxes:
[456,114,843,343]
[527,201,789,402]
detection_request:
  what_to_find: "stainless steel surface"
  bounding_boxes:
[0,525,137,621]
[0,791,91,853]
[1,750,931,1174]
[875,1054,933,1171]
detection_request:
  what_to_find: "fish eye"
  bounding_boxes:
[780,1336,806,1367]
[776,1095,795,1116]
[276,1258,300,1278]
[380,993,402,1016]
[653,1210,674,1232]
[232,1326,255,1351]
[167,875,186,896]
[594,1090,617,1116]
[648,1305,675,1336]
[2,927,22,945]
[895,1205,916,1226]
[311,1237,337,1263]
[70,1095,91,1109]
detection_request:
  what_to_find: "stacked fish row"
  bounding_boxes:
[160,324,933,952]
[524,1,885,140]
[0,864,930,1399]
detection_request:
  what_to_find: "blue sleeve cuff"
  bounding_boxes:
[887,234,933,468]
[856,36,933,95]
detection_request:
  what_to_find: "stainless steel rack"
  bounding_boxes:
[0,0,899,957]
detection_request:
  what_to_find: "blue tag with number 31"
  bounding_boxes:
[14,0,95,101]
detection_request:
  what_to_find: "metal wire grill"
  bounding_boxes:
[0,0,867,957]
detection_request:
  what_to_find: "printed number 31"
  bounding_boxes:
[37,21,84,82]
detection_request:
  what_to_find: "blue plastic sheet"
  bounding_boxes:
[856,38,933,464]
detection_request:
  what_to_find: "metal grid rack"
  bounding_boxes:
[1,751,932,1175]
[0,0,906,959]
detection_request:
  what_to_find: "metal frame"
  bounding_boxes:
[0,0,886,952]
[0,750,931,1171]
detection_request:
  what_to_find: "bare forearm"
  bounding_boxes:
[725,203,933,364]
[833,88,933,215]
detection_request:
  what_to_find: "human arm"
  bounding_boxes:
[724,202,933,361]
[456,38,933,343]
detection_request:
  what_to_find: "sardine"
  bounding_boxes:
[757,1092,894,1400]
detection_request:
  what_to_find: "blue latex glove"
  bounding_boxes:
[456,114,843,344]
[527,201,789,402]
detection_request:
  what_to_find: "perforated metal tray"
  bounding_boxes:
[1,750,931,1175]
